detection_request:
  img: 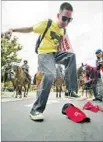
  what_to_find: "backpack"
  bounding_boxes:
[35,19,52,54]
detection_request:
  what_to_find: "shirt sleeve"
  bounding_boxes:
[27,65,29,69]
[33,20,48,34]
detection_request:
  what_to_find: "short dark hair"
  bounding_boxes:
[60,2,73,12]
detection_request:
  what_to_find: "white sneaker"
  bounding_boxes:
[30,112,44,120]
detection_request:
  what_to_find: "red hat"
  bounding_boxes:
[83,101,99,112]
[96,105,103,112]
[62,103,90,123]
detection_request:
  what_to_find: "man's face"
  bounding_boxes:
[57,9,73,28]
[24,61,27,64]
[96,52,103,58]
[7,61,11,65]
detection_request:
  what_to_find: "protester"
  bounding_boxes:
[9,2,79,120]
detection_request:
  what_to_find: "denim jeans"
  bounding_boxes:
[30,51,78,114]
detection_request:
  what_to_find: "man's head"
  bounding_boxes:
[57,2,73,28]
[95,49,103,58]
[24,60,28,64]
[7,58,11,64]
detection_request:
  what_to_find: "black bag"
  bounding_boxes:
[35,19,52,53]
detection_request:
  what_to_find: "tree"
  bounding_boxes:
[1,32,23,67]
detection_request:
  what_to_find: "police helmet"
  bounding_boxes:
[95,49,103,54]
[7,58,11,63]
[24,60,28,63]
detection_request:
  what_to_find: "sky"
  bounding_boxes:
[1,1,103,77]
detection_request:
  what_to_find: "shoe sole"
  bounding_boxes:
[29,114,44,121]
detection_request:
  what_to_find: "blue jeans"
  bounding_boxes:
[30,51,78,114]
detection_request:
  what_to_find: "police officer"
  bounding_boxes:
[22,60,29,73]
[21,60,30,80]
[4,59,13,81]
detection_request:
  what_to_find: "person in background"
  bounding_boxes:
[95,49,103,101]
[83,64,102,102]
[3,58,13,81]
[95,49,103,83]
[21,60,31,81]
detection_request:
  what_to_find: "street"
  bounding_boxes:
[1,92,103,141]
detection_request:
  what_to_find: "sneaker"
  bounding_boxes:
[30,111,44,121]
[93,98,102,102]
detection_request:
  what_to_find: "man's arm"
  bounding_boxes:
[10,20,48,34]
[10,27,33,33]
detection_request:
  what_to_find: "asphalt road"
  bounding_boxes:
[1,92,103,141]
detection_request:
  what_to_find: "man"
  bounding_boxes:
[3,59,13,81]
[95,49,103,83]
[83,64,102,102]
[9,2,78,121]
[22,60,29,73]
[21,60,30,81]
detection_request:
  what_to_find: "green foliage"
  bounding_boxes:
[4,81,13,87]
[1,32,23,67]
